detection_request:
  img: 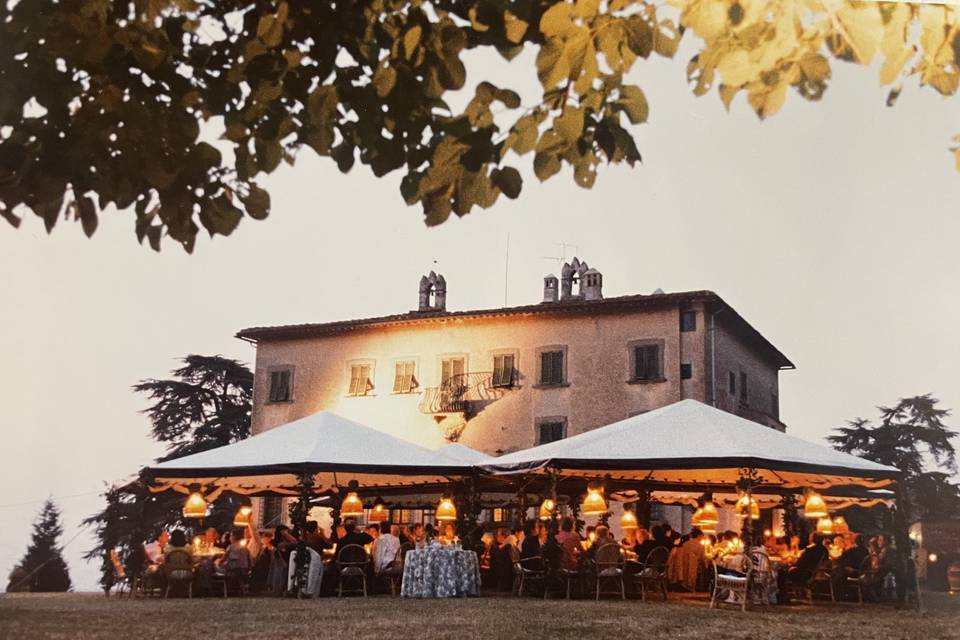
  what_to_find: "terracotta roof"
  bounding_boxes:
[236,290,795,369]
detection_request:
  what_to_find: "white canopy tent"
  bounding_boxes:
[436,443,495,464]
[484,400,899,491]
[145,411,474,498]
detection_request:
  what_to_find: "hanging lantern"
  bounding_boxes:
[749,499,760,521]
[832,516,848,533]
[539,498,556,521]
[816,517,833,535]
[691,507,703,526]
[436,497,457,521]
[341,492,364,518]
[582,488,607,516]
[699,500,720,526]
[735,494,761,521]
[182,492,208,519]
[369,498,389,523]
[803,491,828,519]
[233,505,253,528]
[620,507,638,530]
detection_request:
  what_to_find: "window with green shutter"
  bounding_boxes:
[633,344,661,381]
[539,350,564,385]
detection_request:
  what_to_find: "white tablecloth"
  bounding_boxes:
[400,545,480,598]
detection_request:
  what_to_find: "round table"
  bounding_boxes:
[401,544,480,598]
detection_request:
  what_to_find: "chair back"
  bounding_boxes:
[643,546,670,572]
[858,555,874,579]
[399,542,415,560]
[507,543,520,564]
[337,543,368,567]
[165,548,194,572]
[749,549,770,573]
[518,555,545,573]
[594,543,624,570]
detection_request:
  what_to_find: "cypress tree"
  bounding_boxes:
[8,499,72,592]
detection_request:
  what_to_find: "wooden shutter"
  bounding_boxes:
[393,362,404,393]
[541,351,562,384]
[502,354,515,386]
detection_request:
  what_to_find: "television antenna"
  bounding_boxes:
[542,242,579,268]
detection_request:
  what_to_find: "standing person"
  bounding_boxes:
[669,528,706,592]
[492,528,516,592]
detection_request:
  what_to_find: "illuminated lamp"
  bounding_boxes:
[832,516,848,533]
[582,488,607,516]
[369,498,389,523]
[620,508,638,530]
[183,492,208,519]
[699,501,720,526]
[436,497,457,521]
[233,505,253,528]
[816,517,833,535]
[804,491,828,519]
[539,498,556,521]
[341,492,364,518]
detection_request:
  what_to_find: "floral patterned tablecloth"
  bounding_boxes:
[400,544,481,598]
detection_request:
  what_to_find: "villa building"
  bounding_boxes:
[239,258,792,449]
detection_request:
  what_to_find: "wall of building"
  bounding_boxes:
[711,316,784,430]
[251,306,700,454]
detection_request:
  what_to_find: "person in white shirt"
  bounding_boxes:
[143,531,169,565]
[372,524,401,574]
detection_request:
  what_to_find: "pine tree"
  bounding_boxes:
[8,499,72,592]
[84,355,253,592]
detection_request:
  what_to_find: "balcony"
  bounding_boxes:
[419,371,509,415]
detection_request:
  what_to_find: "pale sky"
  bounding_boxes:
[1,37,957,591]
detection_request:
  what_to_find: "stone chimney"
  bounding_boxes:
[560,257,591,300]
[418,271,446,312]
[542,274,559,303]
[581,268,603,301]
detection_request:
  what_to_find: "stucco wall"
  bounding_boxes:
[249,302,784,452]
[711,315,784,429]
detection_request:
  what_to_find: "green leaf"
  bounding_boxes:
[404,25,423,60]
[540,3,574,38]
[533,151,561,181]
[492,166,522,199]
[200,196,243,236]
[617,85,649,124]
[242,184,270,220]
[625,16,653,58]
[77,194,98,237]
[555,106,584,142]
[255,138,283,173]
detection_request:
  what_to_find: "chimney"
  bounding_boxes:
[582,268,603,301]
[417,271,446,312]
[434,274,447,311]
[560,262,574,301]
[542,275,559,303]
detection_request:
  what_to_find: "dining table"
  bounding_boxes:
[401,542,481,598]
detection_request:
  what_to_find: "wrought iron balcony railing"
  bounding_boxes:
[418,371,507,414]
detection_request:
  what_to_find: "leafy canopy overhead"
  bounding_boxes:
[1,0,957,250]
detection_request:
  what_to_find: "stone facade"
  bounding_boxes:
[241,265,792,453]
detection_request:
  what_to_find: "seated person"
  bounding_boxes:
[786,533,828,586]
[372,525,402,574]
[303,520,333,555]
[143,530,169,567]
[669,528,706,591]
[334,519,375,549]
[831,534,870,598]
[556,517,583,571]
[162,529,194,585]
[491,528,516,592]
[520,521,541,560]
[216,528,252,576]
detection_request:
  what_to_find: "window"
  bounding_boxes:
[492,354,517,388]
[348,363,373,396]
[740,371,749,406]
[633,344,662,381]
[392,361,417,393]
[268,369,291,403]
[539,350,564,385]
[440,357,465,386]
[680,363,692,379]
[260,496,283,527]
[728,371,736,395]
[537,418,566,444]
[680,310,697,332]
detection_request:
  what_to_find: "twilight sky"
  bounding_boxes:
[1,37,957,591]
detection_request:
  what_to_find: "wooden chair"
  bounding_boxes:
[633,546,670,601]
[337,544,369,597]
[514,556,547,598]
[747,549,772,608]
[844,556,875,604]
[593,543,626,601]
[710,555,753,612]
[810,560,836,603]
[163,549,194,598]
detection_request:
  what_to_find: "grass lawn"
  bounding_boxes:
[1,591,958,640]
